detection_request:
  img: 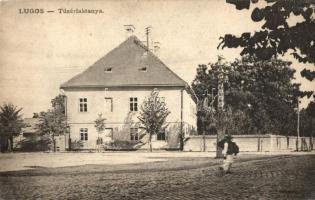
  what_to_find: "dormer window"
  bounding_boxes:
[139,67,147,72]
[104,67,112,73]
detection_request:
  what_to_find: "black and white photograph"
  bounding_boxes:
[0,0,315,199]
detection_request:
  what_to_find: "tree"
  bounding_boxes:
[192,56,304,136]
[218,0,315,81]
[193,59,230,135]
[94,113,106,151]
[306,100,315,149]
[228,56,305,135]
[37,95,67,152]
[298,100,315,150]
[0,103,25,152]
[138,89,170,152]
[300,100,315,137]
[51,94,66,114]
[197,100,217,135]
[306,100,315,118]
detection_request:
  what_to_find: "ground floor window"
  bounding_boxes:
[96,137,103,145]
[105,128,113,140]
[157,130,166,141]
[130,128,138,141]
[80,128,88,141]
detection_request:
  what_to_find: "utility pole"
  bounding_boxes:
[145,26,152,51]
[53,111,56,152]
[217,56,225,112]
[216,55,228,158]
[202,89,209,152]
[64,95,71,151]
[211,88,216,112]
[297,98,300,151]
[67,126,71,151]
[201,89,218,152]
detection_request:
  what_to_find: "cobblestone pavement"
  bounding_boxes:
[0,154,314,200]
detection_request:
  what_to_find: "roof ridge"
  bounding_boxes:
[61,36,188,89]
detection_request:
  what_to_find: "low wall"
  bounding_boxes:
[55,135,66,152]
[184,135,314,152]
[183,136,216,152]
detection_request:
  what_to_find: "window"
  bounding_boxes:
[79,98,88,112]
[129,97,138,112]
[105,98,113,112]
[104,67,112,73]
[139,67,147,72]
[97,137,103,145]
[80,128,88,141]
[157,130,166,141]
[105,128,113,139]
[130,128,138,141]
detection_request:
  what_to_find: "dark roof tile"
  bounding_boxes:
[61,36,187,88]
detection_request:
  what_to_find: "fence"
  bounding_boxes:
[184,134,314,152]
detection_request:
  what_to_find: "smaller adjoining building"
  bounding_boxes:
[14,118,66,152]
[14,118,40,149]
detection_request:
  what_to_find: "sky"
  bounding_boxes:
[0,0,314,118]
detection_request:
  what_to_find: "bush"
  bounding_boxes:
[71,140,84,150]
[16,136,51,152]
[104,140,143,151]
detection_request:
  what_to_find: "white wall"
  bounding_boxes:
[184,135,314,152]
[182,90,197,135]
[64,87,197,149]
[65,87,184,124]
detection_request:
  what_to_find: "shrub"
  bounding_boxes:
[104,140,143,151]
[16,135,51,152]
[71,140,84,151]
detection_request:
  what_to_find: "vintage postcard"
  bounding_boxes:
[0,0,314,199]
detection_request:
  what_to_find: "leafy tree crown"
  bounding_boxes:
[138,89,171,135]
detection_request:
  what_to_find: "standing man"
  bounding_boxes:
[218,135,239,175]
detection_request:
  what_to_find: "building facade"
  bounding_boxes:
[60,36,197,150]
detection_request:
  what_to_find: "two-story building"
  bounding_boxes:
[60,35,197,150]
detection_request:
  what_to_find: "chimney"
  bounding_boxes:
[124,25,135,38]
[154,42,160,56]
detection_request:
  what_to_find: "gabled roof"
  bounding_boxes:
[60,36,187,89]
